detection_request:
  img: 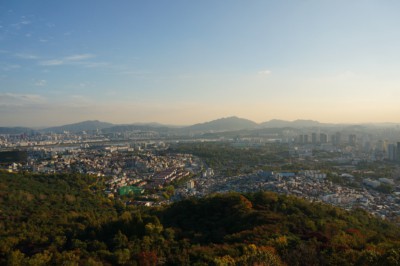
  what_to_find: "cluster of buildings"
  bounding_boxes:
[296,132,360,146]
[2,127,400,219]
[1,142,202,200]
[152,168,190,187]
[363,177,395,188]
[186,169,400,220]
[0,132,108,148]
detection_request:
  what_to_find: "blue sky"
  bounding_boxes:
[1,1,400,126]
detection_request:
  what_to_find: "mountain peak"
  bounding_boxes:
[43,120,114,133]
[260,119,321,128]
[186,116,257,132]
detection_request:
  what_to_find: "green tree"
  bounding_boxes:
[7,250,26,266]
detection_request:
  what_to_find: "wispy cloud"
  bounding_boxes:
[119,70,150,76]
[35,79,47,86]
[11,19,31,29]
[15,53,39,60]
[258,70,272,75]
[39,59,63,66]
[0,93,46,107]
[38,54,97,67]
[83,62,109,68]
[1,64,20,71]
[65,54,95,61]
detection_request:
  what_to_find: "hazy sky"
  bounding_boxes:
[1,1,400,126]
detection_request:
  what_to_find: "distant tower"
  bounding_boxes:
[303,134,309,144]
[349,134,357,146]
[330,135,336,145]
[335,132,341,146]
[376,140,384,152]
[298,135,304,144]
[397,142,400,161]
[320,133,328,144]
[388,144,397,161]
[364,142,371,152]
[312,133,317,144]
[383,140,388,152]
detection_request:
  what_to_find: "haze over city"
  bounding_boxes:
[4,3,400,264]
[1,1,400,126]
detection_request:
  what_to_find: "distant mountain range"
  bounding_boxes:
[184,116,258,133]
[41,120,114,133]
[0,117,399,135]
[259,119,322,128]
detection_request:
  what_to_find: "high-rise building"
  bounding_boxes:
[330,135,336,144]
[312,133,317,144]
[376,139,388,152]
[303,134,309,144]
[383,140,388,152]
[388,144,397,161]
[397,142,400,161]
[335,132,341,146]
[349,134,357,146]
[320,133,328,143]
[297,134,310,144]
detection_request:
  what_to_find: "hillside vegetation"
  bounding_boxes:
[1,171,400,265]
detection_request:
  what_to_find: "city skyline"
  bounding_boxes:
[1,1,400,126]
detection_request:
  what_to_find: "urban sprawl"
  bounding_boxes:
[1,127,400,222]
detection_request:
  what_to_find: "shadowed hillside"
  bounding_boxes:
[1,171,400,265]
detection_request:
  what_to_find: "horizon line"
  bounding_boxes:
[2,116,400,129]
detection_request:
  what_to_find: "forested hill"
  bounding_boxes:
[1,171,400,265]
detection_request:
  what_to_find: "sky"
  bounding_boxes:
[1,1,400,127]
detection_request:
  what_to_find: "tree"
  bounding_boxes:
[113,249,131,265]
[7,250,26,266]
[113,231,129,250]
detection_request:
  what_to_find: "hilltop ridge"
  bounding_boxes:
[1,117,400,135]
[2,171,400,265]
